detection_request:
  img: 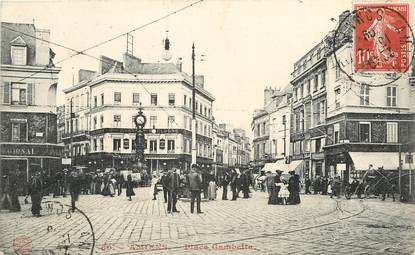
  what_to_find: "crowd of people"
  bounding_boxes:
[1,163,408,217]
[150,165,254,214]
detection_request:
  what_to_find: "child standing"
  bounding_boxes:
[278,179,290,205]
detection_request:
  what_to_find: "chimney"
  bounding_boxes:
[176,57,183,72]
[35,28,50,65]
[123,52,142,73]
[195,75,204,88]
[264,87,272,106]
[78,69,97,83]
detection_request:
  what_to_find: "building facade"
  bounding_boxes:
[290,39,328,179]
[0,22,61,181]
[324,36,415,182]
[62,53,215,173]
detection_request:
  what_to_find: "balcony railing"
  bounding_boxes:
[62,130,90,139]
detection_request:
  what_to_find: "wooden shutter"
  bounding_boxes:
[3,82,10,104]
[27,83,34,105]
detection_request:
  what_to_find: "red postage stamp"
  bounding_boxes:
[354,3,410,72]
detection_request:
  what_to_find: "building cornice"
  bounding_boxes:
[0,64,61,74]
[63,73,215,102]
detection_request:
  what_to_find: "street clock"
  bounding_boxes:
[134,114,146,128]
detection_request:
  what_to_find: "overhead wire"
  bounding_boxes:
[1,0,205,130]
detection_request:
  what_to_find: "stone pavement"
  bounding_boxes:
[0,187,414,255]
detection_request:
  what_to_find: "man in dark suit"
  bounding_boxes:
[166,168,180,213]
[188,164,203,214]
[160,171,168,203]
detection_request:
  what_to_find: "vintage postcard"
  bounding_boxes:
[0,0,414,254]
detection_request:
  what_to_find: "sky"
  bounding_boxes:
[1,0,352,138]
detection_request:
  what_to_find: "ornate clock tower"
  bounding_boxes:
[134,105,147,172]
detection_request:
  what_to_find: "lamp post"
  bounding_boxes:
[191,43,197,166]
[134,104,147,174]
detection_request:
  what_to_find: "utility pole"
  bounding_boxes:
[191,43,197,166]
[399,143,402,194]
[70,98,74,167]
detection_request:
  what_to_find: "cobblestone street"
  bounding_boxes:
[0,188,414,255]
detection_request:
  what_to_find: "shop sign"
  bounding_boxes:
[0,144,63,157]
[62,158,72,165]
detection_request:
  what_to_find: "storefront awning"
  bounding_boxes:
[349,152,412,171]
[262,160,303,174]
[262,162,279,172]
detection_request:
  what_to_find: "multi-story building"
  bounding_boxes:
[252,87,275,169]
[212,123,251,174]
[56,105,65,145]
[290,39,329,179]
[323,14,415,181]
[0,22,61,181]
[62,53,215,173]
[268,85,292,164]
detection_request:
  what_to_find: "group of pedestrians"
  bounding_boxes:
[220,168,252,201]
[308,175,342,198]
[263,170,301,205]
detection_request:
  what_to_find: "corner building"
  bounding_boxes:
[62,53,215,173]
[0,22,61,181]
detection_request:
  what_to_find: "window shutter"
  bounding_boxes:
[20,123,27,141]
[27,83,34,105]
[3,82,10,104]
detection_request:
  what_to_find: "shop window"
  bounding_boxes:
[359,122,371,142]
[113,138,121,151]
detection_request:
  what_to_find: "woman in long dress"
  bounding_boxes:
[208,173,216,200]
[125,175,135,201]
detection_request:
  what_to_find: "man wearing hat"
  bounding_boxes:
[187,164,203,214]
[160,171,169,203]
[166,168,180,213]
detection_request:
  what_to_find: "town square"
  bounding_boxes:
[0,0,414,254]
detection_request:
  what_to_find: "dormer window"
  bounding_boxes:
[10,36,27,65]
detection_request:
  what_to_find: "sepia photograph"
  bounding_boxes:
[0,0,414,254]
